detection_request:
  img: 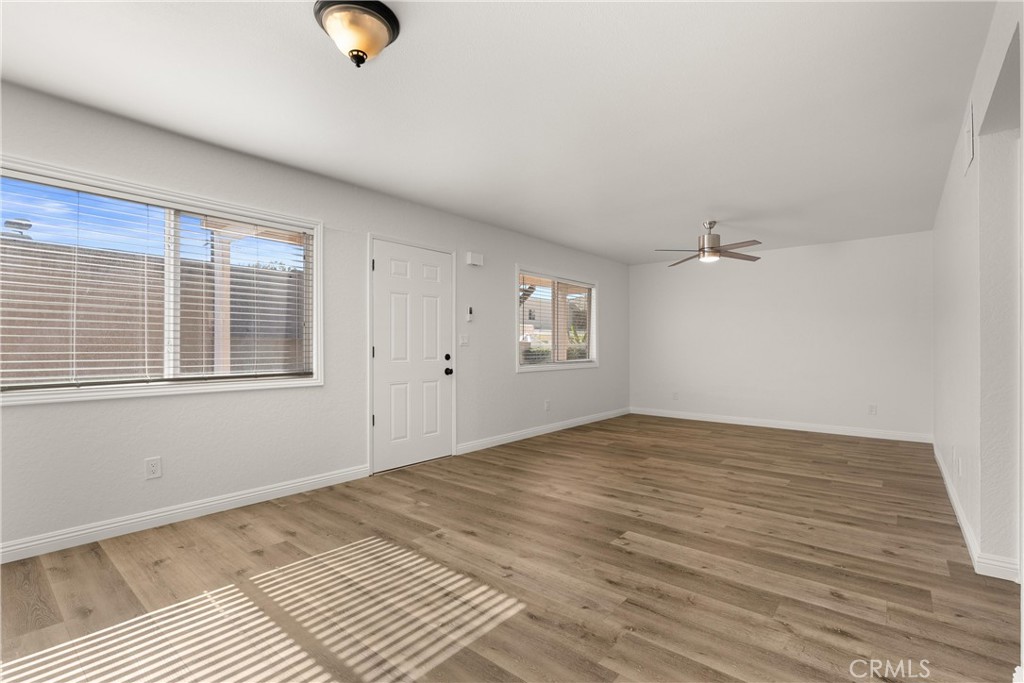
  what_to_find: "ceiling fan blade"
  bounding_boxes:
[655,249,700,252]
[719,250,760,262]
[717,240,762,251]
[668,254,700,267]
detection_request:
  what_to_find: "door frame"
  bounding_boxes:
[367,234,458,475]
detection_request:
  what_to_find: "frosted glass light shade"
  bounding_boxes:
[699,252,720,263]
[314,2,400,67]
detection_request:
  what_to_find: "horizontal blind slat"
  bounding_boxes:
[2,176,314,390]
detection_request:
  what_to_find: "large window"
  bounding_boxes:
[517,270,595,370]
[0,174,317,400]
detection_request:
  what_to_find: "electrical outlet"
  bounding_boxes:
[672,392,679,401]
[867,404,877,416]
[544,399,551,412]
[145,457,162,480]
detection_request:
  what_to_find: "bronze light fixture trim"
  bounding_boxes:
[313,1,400,68]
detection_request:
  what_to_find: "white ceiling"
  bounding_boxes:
[1,1,995,263]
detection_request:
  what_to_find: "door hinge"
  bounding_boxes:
[372,414,375,426]
[371,258,375,271]
[372,346,375,358]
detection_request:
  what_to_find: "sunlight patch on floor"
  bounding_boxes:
[0,584,330,683]
[251,537,525,683]
[1,537,523,683]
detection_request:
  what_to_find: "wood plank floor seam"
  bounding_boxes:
[1,415,1018,682]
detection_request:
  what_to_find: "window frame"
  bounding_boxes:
[0,158,324,406]
[515,265,598,373]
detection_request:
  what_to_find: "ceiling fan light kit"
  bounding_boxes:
[656,220,762,267]
[314,1,400,68]
[698,229,721,263]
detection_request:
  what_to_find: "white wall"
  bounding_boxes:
[979,129,1021,563]
[0,84,630,559]
[629,232,934,441]
[932,4,1022,583]
[933,124,984,550]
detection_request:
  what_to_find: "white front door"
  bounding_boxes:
[372,239,454,472]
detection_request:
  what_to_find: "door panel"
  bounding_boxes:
[390,292,409,361]
[389,383,409,442]
[422,380,439,436]
[423,295,439,361]
[373,240,453,472]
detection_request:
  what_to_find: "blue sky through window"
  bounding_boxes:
[1,177,304,268]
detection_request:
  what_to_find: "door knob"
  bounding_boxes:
[445,368,453,376]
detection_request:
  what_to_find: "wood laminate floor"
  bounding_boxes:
[1,415,1019,682]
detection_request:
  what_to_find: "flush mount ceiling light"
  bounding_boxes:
[314,1,400,68]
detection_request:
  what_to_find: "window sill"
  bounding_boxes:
[516,360,600,374]
[1,375,324,406]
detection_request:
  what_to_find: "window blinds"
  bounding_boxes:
[0,176,314,391]
[517,271,593,366]
[554,280,591,362]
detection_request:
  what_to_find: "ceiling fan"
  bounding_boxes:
[656,220,762,267]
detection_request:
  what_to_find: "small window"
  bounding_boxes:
[0,174,317,399]
[517,270,595,370]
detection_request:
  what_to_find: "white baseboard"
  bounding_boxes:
[629,407,933,443]
[933,446,1019,583]
[933,445,983,560]
[975,551,1021,582]
[1,465,369,564]
[4,409,635,563]
[456,408,630,455]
